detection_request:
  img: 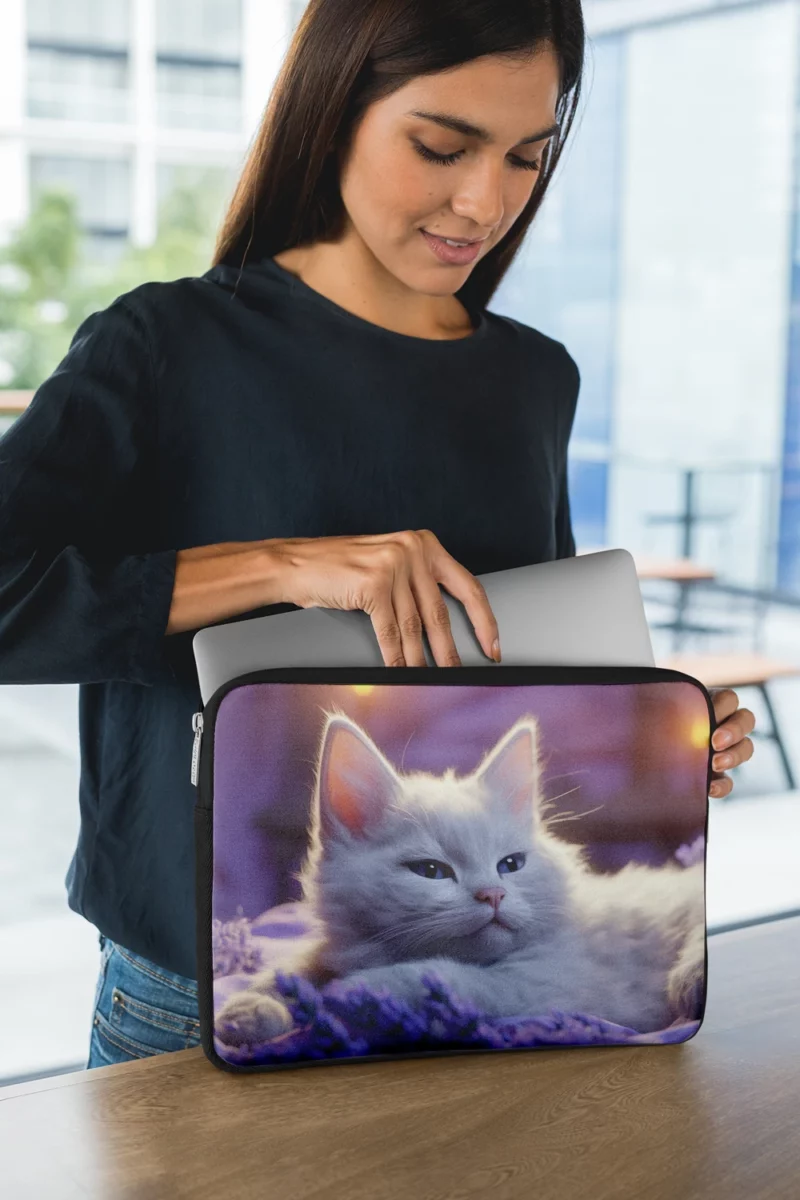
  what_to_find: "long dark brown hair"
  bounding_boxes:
[212,0,585,313]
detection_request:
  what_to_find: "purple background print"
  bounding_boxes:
[211,681,710,923]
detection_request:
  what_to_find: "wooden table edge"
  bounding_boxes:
[2,915,797,1102]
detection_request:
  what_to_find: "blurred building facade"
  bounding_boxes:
[0,0,287,259]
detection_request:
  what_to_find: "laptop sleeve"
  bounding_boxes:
[193,664,714,1072]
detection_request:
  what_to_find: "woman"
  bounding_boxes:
[0,0,754,1068]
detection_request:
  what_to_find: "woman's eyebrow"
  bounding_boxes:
[406,109,559,146]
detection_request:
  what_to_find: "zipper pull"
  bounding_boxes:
[190,712,204,787]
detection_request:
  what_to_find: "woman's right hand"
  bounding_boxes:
[271,529,501,667]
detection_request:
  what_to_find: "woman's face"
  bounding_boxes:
[337,48,561,296]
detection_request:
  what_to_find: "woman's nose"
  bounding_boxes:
[451,161,505,230]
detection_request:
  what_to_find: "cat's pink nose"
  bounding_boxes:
[475,887,506,911]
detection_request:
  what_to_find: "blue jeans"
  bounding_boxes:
[86,934,201,1068]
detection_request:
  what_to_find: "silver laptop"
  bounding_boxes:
[192,548,654,705]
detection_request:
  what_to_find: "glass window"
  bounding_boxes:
[26,0,130,124]
[29,155,130,239]
[27,48,130,124]
[156,0,241,60]
[27,0,130,48]
[154,0,242,131]
[156,61,241,132]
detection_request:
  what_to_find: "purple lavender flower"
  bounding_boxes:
[675,834,705,868]
[211,911,264,977]
[215,971,697,1067]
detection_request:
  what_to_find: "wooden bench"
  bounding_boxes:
[0,391,33,416]
[658,653,800,791]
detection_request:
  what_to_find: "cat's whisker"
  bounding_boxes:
[358,901,568,954]
[359,920,431,948]
[544,809,579,824]
[358,908,489,951]
[399,730,417,773]
[367,910,460,940]
[545,784,585,805]
[544,768,591,782]
[545,803,606,826]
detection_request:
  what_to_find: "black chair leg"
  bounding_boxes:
[758,683,796,791]
[673,581,689,652]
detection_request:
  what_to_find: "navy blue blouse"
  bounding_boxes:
[0,255,579,977]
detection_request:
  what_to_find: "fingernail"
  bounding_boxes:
[492,638,501,662]
[715,753,732,769]
[714,730,733,749]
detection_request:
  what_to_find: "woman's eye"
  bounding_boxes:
[406,859,457,881]
[497,852,526,875]
[412,141,541,172]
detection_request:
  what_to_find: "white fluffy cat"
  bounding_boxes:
[216,707,706,1048]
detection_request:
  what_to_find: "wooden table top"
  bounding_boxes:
[2,917,799,1200]
[0,390,33,416]
[578,547,717,582]
[633,555,717,582]
[658,652,800,688]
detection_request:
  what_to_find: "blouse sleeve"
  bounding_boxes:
[554,342,580,560]
[555,467,576,559]
[0,297,178,686]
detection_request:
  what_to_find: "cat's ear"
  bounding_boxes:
[315,713,398,839]
[475,717,540,816]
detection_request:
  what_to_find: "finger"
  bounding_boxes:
[709,775,732,799]
[366,592,406,667]
[392,572,429,667]
[711,688,740,724]
[712,707,757,751]
[427,547,499,662]
[712,736,755,774]
[409,564,461,667]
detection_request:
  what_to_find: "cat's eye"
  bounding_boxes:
[406,859,457,881]
[497,852,526,875]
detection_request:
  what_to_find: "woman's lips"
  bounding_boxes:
[420,229,484,265]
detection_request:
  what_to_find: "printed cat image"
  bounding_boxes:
[216,709,706,1048]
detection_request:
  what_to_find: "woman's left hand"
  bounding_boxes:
[709,688,756,798]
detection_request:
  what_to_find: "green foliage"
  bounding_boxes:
[0,175,227,391]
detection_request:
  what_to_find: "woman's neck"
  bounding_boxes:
[272,238,476,341]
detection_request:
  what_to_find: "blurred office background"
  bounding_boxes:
[1,0,800,1082]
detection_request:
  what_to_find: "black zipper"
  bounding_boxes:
[190,711,204,787]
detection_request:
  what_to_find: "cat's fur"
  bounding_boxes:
[216,708,706,1047]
